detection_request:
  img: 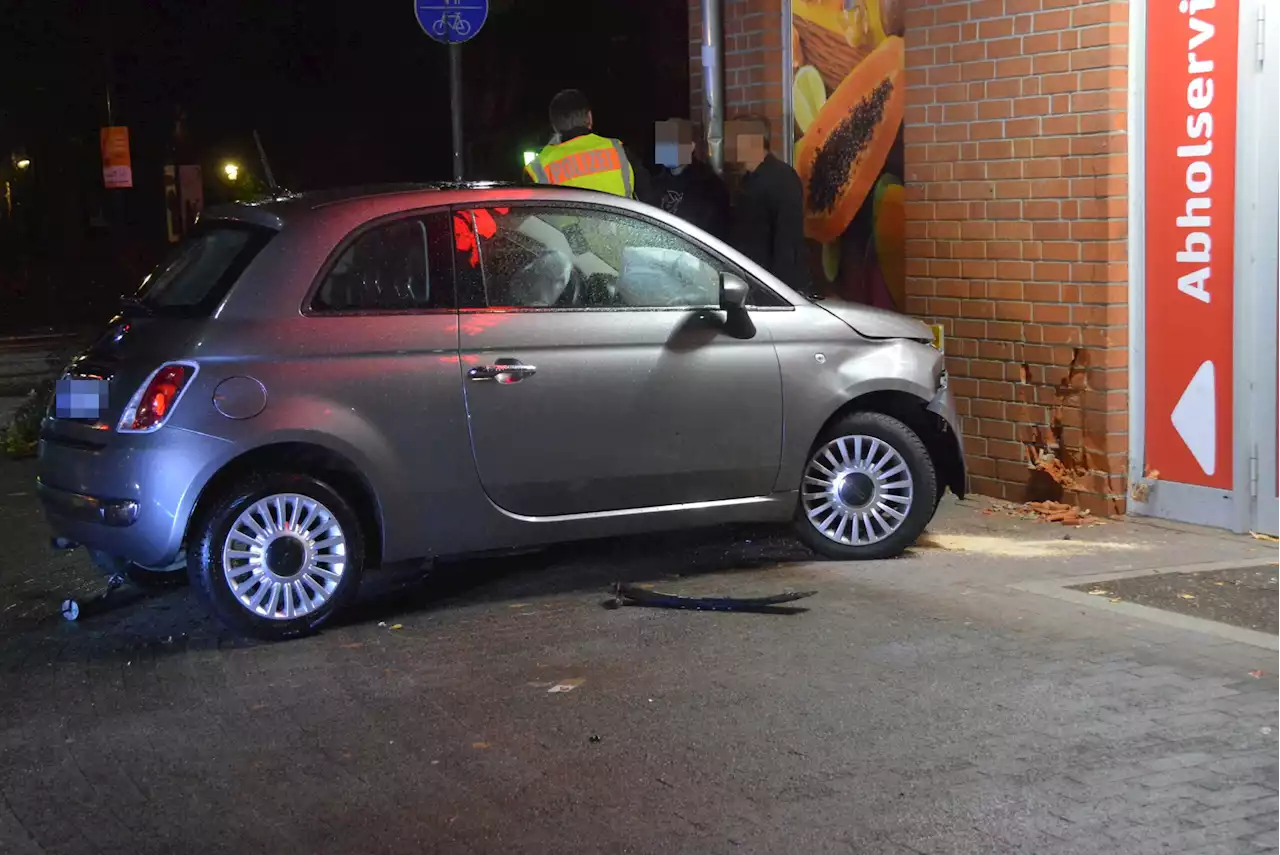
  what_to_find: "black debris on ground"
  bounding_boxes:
[609,581,816,613]
[1071,565,1279,634]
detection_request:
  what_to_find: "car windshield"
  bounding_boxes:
[132,222,275,315]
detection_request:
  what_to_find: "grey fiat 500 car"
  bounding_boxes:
[37,183,964,639]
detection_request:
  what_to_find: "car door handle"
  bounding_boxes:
[468,360,537,384]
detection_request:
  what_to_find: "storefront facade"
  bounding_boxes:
[686,0,1277,534]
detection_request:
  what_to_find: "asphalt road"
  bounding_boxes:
[1,457,1276,855]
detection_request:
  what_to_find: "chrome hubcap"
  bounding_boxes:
[802,434,914,546]
[222,493,347,621]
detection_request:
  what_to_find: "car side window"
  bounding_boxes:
[460,206,724,310]
[312,215,453,312]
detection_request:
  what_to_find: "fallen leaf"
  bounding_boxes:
[471,742,490,750]
[389,624,404,630]
[1249,670,1266,678]
[341,642,364,649]
[1109,597,1122,604]
[508,603,532,609]
[1178,593,1196,600]
[548,678,585,693]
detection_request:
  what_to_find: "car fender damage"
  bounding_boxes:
[797,337,965,501]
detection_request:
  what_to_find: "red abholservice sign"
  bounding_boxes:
[1145,0,1239,489]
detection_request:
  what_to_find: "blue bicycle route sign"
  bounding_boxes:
[414,0,488,44]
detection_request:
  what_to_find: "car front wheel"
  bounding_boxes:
[188,472,365,640]
[794,411,938,560]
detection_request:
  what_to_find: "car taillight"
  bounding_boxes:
[117,362,197,433]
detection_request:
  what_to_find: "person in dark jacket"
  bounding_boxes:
[650,118,730,241]
[725,115,811,293]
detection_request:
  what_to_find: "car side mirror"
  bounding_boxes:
[720,272,749,311]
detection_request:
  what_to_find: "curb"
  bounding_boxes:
[0,333,81,352]
[0,334,80,398]
[1012,559,1280,651]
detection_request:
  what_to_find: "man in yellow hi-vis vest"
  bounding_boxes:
[524,90,651,203]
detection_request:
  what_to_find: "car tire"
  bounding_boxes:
[794,411,938,561]
[88,549,188,589]
[187,472,365,641]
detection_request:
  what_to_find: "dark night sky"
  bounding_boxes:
[2,0,690,198]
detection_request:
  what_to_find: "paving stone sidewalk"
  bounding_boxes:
[0,456,1276,854]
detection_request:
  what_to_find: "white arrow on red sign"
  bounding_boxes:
[1170,360,1216,476]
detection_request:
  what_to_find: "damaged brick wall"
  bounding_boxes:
[902,0,1130,517]
[688,0,788,154]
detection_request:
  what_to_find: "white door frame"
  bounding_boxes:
[1237,0,1279,535]
[1127,0,1275,533]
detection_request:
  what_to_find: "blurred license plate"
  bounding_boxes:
[55,377,109,420]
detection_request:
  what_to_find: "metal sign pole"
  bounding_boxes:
[415,0,486,183]
[449,42,464,181]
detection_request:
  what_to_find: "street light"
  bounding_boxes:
[222,161,240,182]
[15,159,30,170]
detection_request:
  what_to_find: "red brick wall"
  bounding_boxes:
[688,0,788,150]
[690,0,1131,517]
[902,0,1130,516]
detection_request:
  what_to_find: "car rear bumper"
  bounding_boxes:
[37,480,140,527]
[37,425,233,567]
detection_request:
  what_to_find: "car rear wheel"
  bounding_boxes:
[794,411,938,561]
[188,472,364,640]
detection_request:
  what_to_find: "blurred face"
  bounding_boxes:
[725,122,767,167]
[655,120,695,168]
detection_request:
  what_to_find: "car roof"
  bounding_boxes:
[200,182,607,230]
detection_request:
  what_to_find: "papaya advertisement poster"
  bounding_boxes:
[791,0,906,312]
